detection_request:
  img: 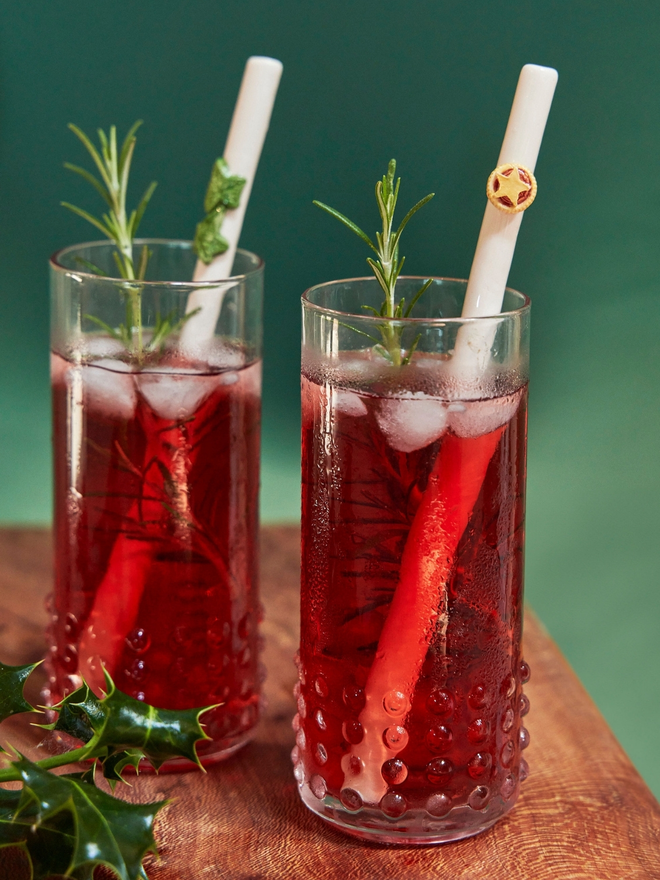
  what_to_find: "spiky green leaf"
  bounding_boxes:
[391,192,435,251]
[314,160,434,364]
[74,256,105,276]
[48,683,105,744]
[336,321,380,345]
[0,787,78,880]
[102,750,143,788]
[49,675,211,770]
[0,661,38,723]
[11,756,164,880]
[136,245,151,281]
[404,277,433,317]
[119,121,143,175]
[118,136,137,211]
[401,332,422,366]
[68,123,112,191]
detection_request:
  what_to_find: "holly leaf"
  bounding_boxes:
[9,755,165,880]
[88,673,212,770]
[0,661,39,723]
[193,210,230,264]
[102,750,143,788]
[1,789,78,880]
[203,157,246,213]
[47,674,212,771]
[48,683,105,744]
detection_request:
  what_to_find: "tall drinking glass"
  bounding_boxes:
[48,240,263,766]
[295,277,531,842]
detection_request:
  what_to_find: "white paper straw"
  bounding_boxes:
[180,56,283,351]
[451,64,558,375]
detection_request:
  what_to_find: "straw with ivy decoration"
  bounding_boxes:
[314,159,434,366]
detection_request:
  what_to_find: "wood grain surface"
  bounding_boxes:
[1,527,659,879]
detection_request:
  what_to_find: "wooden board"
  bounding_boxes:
[1,527,659,879]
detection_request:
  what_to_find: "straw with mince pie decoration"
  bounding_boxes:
[295,63,557,844]
[342,62,557,810]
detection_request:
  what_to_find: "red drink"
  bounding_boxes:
[296,357,530,841]
[48,348,262,762]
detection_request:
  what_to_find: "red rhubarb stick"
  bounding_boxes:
[77,417,189,695]
[77,404,235,697]
[341,425,504,804]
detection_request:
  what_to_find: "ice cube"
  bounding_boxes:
[204,340,246,372]
[82,360,137,420]
[376,394,448,452]
[333,388,368,417]
[138,367,218,420]
[448,391,521,438]
[81,335,126,360]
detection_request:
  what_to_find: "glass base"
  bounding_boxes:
[298,785,519,845]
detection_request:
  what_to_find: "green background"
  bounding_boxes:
[1,0,658,798]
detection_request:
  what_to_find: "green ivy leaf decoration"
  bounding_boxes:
[203,157,246,213]
[193,157,246,264]
[12,756,164,880]
[193,211,230,264]
[0,661,39,724]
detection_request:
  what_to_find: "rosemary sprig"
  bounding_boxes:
[63,121,157,281]
[314,159,434,366]
[63,121,158,360]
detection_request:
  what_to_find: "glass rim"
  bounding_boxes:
[49,239,264,288]
[302,275,531,325]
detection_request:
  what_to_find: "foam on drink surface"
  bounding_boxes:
[51,335,256,422]
[302,350,525,449]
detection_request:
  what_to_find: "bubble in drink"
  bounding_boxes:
[81,336,127,360]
